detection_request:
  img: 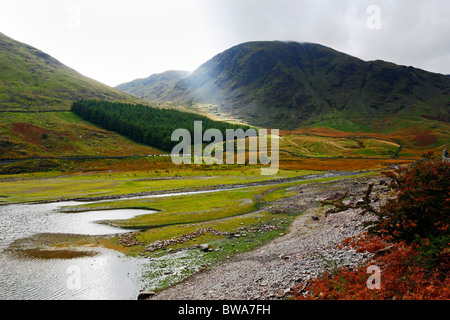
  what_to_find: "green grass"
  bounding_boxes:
[61,171,376,232]
[282,133,401,159]
[0,168,317,204]
[0,112,160,159]
[261,187,297,202]
[61,186,273,229]
[310,118,375,133]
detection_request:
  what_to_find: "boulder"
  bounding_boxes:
[199,244,211,252]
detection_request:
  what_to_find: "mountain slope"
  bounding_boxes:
[0,32,146,111]
[116,70,190,101]
[0,33,162,160]
[120,41,450,130]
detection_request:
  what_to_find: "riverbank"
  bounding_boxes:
[0,170,376,206]
[148,175,386,300]
[0,170,384,299]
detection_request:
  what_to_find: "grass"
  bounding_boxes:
[56,171,376,248]
[281,133,408,159]
[309,118,375,133]
[0,166,316,204]
[0,112,161,159]
[261,187,297,202]
[69,187,269,229]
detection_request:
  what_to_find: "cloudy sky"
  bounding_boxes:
[1,0,449,87]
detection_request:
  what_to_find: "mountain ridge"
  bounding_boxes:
[116,70,191,101]
[116,41,450,130]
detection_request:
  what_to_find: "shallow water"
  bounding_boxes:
[0,171,354,300]
[0,201,153,300]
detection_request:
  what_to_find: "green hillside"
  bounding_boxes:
[0,32,146,111]
[0,32,162,160]
[118,41,450,130]
[116,70,191,101]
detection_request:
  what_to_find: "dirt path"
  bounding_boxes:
[150,176,384,300]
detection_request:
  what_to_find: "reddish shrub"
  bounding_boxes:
[413,131,438,147]
[294,235,450,300]
[369,158,449,245]
[295,156,450,300]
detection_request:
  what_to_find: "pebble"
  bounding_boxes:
[144,228,229,252]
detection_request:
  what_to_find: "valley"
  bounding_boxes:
[0,32,448,301]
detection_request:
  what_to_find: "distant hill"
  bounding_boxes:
[118,41,450,130]
[116,70,191,101]
[0,32,146,111]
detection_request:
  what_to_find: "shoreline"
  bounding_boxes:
[149,174,386,300]
[0,170,377,207]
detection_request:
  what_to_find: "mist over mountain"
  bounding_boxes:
[117,41,450,129]
[116,70,191,101]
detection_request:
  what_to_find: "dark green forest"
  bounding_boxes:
[71,100,252,152]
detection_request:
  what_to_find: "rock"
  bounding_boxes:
[199,244,211,252]
[356,199,365,205]
[137,291,156,300]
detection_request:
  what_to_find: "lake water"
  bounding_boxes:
[0,201,154,300]
[0,171,354,300]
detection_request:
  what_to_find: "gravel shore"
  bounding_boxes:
[149,176,385,300]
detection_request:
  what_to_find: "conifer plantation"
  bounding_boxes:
[71,100,251,152]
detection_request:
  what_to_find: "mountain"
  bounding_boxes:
[118,41,450,129]
[116,70,191,101]
[0,32,146,111]
[0,32,161,160]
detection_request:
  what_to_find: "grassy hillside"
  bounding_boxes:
[119,41,450,130]
[0,112,163,159]
[0,32,147,111]
[0,33,167,162]
[1,34,447,170]
[116,70,191,101]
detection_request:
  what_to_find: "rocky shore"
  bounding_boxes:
[149,175,386,300]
